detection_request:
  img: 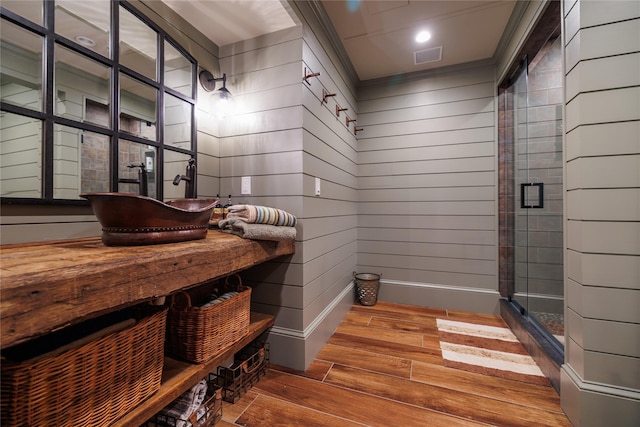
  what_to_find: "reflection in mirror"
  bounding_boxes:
[0,19,43,112]
[79,129,110,194]
[55,0,111,58]
[119,73,156,140]
[53,124,109,199]
[0,112,42,198]
[164,93,192,150]
[164,41,193,97]
[1,3,196,203]
[118,139,157,198]
[55,43,110,122]
[1,0,43,26]
[119,5,157,81]
[164,150,191,200]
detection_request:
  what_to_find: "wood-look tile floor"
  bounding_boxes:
[219,302,571,427]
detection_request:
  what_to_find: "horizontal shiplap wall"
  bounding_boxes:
[561,0,640,425]
[299,9,358,329]
[219,3,358,369]
[294,0,359,369]
[218,26,305,331]
[357,65,499,311]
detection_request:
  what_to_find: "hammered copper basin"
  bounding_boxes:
[80,192,218,246]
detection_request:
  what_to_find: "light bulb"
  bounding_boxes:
[415,31,431,43]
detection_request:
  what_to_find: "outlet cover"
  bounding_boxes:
[315,177,321,196]
[241,176,251,195]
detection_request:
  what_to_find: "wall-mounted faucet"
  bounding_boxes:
[173,158,196,198]
[119,163,148,196]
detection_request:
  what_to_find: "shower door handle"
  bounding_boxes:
[520,183,544,208]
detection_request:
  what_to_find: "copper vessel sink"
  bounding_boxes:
[80,192,218,246]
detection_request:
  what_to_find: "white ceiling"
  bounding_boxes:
[164,0,517,82]
[321,0,516,81]
[162,0,298,47]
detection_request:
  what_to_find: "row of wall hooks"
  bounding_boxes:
[322,88,336,104]
[303,67,364,135]
[303,69,320,85]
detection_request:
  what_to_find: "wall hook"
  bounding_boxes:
[354,127,364,135]
[303,67,320,85]
[346,117,356,127]
[336,105,348,117]
[322,88,336,104]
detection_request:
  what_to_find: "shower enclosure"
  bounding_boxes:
[499,32,565,360]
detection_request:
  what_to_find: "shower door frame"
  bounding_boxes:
[496,0,564,392]
[508,54,565,355]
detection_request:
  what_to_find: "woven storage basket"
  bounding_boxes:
[0,306,167,427]
[167,275,251,363]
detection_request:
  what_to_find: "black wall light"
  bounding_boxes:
[199,70,232,100]
[199,70,234,117]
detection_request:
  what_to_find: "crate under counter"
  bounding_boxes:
[211,340,269,404]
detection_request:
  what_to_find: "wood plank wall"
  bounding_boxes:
[356,65,500,314]
[561,0,640,424]
[298,0,359,368]
[216,0,360,370]
[217,26,306,341]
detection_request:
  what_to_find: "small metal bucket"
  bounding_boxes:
[353,272,381,306]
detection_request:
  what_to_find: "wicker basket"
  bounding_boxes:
[0,306,167,427]
[167,275,251,363]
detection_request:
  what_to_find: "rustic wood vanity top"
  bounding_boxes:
[0,230,295,349]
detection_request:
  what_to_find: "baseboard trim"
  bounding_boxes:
[267,283,355,370]
[561,364,640,426]
[269,283,354,339]
[378,280,501,315]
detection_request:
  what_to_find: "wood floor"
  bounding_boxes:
[218,302,571,427]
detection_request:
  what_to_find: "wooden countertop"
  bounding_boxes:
[0,230,294,349]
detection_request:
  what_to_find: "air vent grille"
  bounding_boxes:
[414,46,443,64]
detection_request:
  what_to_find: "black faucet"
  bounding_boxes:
[173,158,196,198]
[119,163,148,196]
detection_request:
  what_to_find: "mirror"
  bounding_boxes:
[55,0,111,58]
[1,0,42,26]
[0,20,43,112]
[119,5,157,81]
[0,1,196,202]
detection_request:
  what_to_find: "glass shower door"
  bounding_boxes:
[512,61,530,316]
[512,37,565,347]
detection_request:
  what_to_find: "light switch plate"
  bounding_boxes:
[241,176,251,195]
[315,177,321,196]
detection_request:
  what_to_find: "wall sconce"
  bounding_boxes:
[199,69,234,117]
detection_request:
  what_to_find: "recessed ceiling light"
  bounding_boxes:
[75,36,96,47]
[415,31,431,43]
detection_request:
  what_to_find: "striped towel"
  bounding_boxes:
[226,204,297,227]
[157,379,208,427]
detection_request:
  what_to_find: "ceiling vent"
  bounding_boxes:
[414,46,443,65]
